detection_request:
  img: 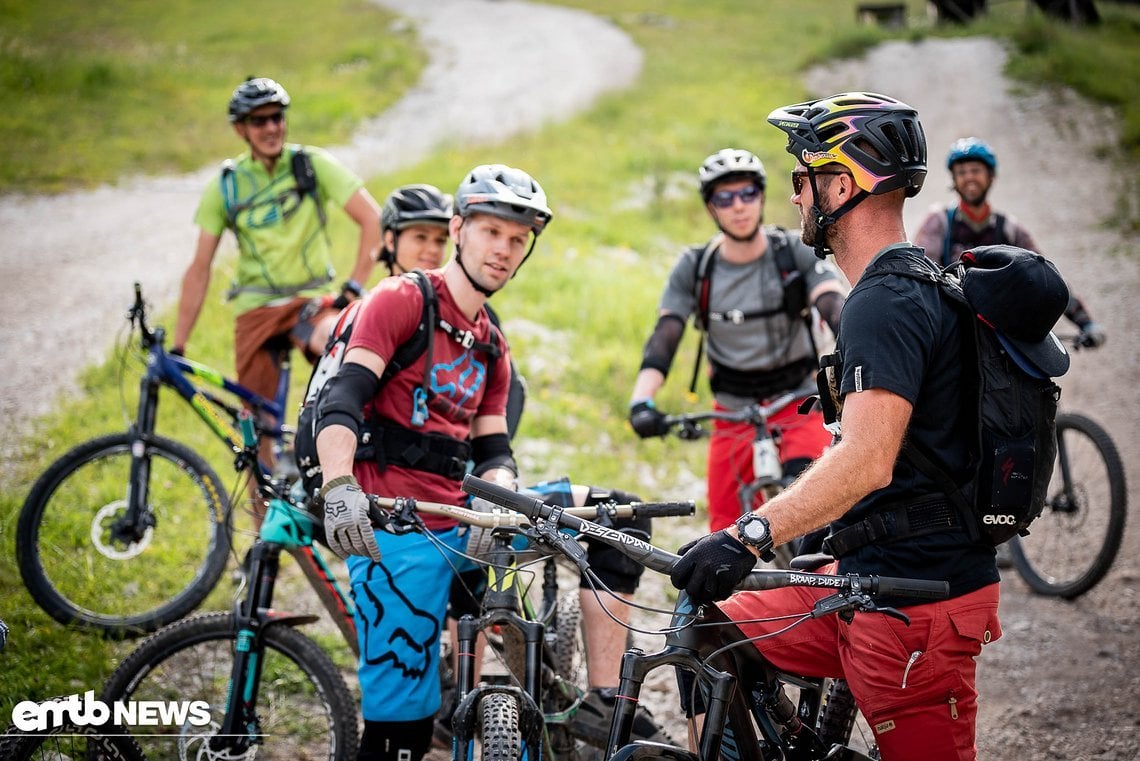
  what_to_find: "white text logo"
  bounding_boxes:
[12,691,212,731]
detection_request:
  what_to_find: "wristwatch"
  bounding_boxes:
[734,513,776,562]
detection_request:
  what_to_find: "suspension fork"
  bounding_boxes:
[121,362,164,541]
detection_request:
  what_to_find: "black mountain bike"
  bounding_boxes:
[1007,337,1128,598]
[461,475,951,761]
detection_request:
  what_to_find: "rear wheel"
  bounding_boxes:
[16,433,231,636]
[100,611,359,760]
[1009,413,1127,598]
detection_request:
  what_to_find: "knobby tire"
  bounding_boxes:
[479,693,523,761]
[0,721,146,761]
[16,433,230,635]
[99,611,359,761]
[1009,413,1127,598]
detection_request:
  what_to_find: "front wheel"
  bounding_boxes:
[479,693,523,761]
[16,433,231,635]
[0,719,146,761]
[99,611,359,761]
[1009,413,1128,598]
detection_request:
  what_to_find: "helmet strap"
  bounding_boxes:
[807,169,868,259]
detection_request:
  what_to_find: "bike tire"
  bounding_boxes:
[479,693,523,761]
[550,590,584,687]
[99,611,359,761]
[1009,413,1128,599]
[0,721,146,761]
[816,678,879,758]
[17,433,231,636]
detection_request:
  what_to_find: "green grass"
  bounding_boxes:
[2,0,1138,727]
[0,0,423,192]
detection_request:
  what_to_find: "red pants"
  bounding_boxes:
[706,400,833,531]
[719,566,1001,761]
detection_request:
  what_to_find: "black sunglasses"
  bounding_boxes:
[245,111,285,128]
[791,169,850,195]
[709,184,762,209]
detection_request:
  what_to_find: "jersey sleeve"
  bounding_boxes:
[347,276,423,366]
[657,246,702,318]
[306,145,365,209]
[193,172,229,237]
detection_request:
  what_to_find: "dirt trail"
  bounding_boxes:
[0,0,641,470]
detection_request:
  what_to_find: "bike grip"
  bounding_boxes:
[633,501,696,518]
[461,474,545,519]
[874,576,949,601]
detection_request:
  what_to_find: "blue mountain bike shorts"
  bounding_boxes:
[346,526,476,722]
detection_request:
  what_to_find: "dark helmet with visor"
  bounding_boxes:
[381,184,453,235]
[228,77,290,124]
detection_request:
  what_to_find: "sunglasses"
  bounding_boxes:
[709,184,762,209]
[791,170,850,195]
[245,111,285,128]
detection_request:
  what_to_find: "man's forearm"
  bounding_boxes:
[315,425,360,482]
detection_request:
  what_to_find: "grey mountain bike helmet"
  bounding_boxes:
[228,77,291,123]
[946,137,997,172]
[454,164,553,237]
[698,149,767,200]
[380,184,453,269]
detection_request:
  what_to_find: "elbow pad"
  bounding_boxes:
[639,314,686,376]
[471,432,517,478]
[814,291,844,336]
[314,362,381,439]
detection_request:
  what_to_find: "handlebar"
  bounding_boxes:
[461,475,949,603]
[660,383,817,441]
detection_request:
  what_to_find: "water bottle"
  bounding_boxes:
[751,435,782,483]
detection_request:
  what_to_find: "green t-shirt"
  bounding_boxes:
[194,144,364,313]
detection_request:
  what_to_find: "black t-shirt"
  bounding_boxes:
[830,243,997,600]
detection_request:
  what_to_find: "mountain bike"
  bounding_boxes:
[461,475,951,761]
[16,283,294,636]
[1007,336,1128,598]
[100,416,693,761]
[661,383,825,571]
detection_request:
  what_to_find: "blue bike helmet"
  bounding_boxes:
[946,137,997,172]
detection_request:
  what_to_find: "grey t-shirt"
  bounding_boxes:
[659,227,839,399]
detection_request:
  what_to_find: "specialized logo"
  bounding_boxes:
[12,691,211,732]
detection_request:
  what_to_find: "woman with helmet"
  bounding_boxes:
[312,164,547,761]
[914,136,1106,348]
[172,76,381,503]
[627,147,846,533]
[379,183,454,276]
[671,93,1012,760]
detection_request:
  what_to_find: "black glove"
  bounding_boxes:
[669,530,758,602]
[629,400,670,439]
[1077,322,1106,348]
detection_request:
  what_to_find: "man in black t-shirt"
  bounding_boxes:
[668,93,1065,760]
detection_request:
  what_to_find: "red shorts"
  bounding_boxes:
[233,298,336,405]
[705,399,832,531]
[720,567,1001,761]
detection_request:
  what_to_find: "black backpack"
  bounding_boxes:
[688,226,811,394]
[871,251,1061,546]
[292,271,502,499]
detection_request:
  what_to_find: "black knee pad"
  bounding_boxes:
[447,567,487,621]
[358,716,434,761]
[581,487,652,594]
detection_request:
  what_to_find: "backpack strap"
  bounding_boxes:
[688,236,721,395]
[941,207,956,266]
[992,213,1008,246]
[291,147,327,229]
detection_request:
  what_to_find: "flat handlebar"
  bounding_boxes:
[462,475,949,602]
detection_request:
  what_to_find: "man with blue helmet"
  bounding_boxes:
[914,137,1105,348]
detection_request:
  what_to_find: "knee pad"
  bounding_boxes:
[358,716,434,761]
[448,567,487,620]
[581,486,652,593]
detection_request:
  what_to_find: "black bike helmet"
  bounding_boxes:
[698,148,767,200]
[379,184,453,269]
[228,77,291,124]
[946,136,997,173]
[454,164,553,236]
[767,91,927,198]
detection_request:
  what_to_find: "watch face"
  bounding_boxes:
[740,515,768,542]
